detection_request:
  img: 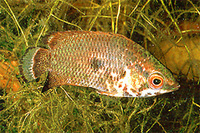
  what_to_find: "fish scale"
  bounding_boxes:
[20,31,180,97]
[50,33,125,87]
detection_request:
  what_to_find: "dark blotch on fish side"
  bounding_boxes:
[91,57,104,72]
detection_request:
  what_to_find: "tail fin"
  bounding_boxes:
[19,47,49,81]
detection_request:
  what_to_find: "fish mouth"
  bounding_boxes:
[165,82,180,93]
[172,82,180,90]
[154,81,179,95]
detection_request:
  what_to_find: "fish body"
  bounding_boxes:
[20,31,179,97]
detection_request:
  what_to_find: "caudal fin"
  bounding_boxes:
[19,47,49,81]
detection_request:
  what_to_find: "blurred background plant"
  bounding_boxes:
[0,0,199,132]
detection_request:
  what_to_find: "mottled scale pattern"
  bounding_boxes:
[48,32,137,92]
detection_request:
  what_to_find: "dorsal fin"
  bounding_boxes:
[43,31,117,49]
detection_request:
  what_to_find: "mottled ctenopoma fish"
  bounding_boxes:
[20,31,180,97]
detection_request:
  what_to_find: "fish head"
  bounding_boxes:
[137,70,180,97]
[130,55,180,97]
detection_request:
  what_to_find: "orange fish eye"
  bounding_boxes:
[148,73,164,89]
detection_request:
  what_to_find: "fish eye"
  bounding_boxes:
[148,73,164,89]
[153,78,161,85]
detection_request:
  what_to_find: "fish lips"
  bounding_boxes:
[165,82,180,92]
